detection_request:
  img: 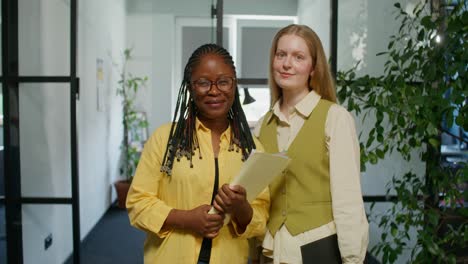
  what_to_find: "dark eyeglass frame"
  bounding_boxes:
[191,77,236,93]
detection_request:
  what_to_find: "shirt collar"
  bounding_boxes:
[195,118,231,141]
[196,118,208,131]
[267,90,322,122]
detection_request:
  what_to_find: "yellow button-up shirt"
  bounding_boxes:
[127,119,270,264]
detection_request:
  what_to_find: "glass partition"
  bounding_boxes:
[19,83,71,198]
[18,0,70,76]
[337,0,412,77]
[22,205,73,264]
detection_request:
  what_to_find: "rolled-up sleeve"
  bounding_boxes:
[327,105,369,264]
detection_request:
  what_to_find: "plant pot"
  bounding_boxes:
[114,180,131,209]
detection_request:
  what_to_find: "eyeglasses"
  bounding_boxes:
[192,77,236,93]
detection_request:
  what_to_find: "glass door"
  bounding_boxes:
[1,0,80,263]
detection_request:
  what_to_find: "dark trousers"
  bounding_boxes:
[300,234,342,264]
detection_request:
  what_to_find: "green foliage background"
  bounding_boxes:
[336,1,467,263]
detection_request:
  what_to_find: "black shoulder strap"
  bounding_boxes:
[210,158,219,203]
[198,158,220,262]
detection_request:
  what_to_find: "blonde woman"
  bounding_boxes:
[255,24,369,264]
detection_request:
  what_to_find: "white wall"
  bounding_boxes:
[17,0,126,263]
[77,0,126,244]
[297,0,331,58]
[125,13,174,135]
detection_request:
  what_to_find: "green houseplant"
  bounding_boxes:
[336,1,467,263]
[114,48,148,208]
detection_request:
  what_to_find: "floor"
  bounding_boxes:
[64,204,146,264]
[0,204,145,264]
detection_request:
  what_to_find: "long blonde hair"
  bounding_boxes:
[268,24,337,106]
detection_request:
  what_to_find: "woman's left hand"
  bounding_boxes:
[213,184,253,229]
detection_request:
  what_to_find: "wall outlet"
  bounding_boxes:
[44,233,53,250]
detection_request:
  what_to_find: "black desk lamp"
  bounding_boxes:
[242,87,256,105]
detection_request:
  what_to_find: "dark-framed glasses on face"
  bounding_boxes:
[192,77,235,93]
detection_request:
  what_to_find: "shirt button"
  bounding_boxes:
[282,210,286,216]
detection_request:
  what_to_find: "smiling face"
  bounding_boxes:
[272,34,314,95]
[190,53,236,123]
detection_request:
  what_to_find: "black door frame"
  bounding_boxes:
[1,0,81,263]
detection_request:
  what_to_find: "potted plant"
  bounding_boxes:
[336,1,466,263]
[114,48,148,209]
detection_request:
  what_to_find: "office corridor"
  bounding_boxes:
[64,205,145,264]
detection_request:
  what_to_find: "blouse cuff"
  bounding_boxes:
[130,201,173,238]
[153,203,173,237]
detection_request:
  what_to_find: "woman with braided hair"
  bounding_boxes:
[127,43,269,264]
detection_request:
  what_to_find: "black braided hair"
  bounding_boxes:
[160,43,256,176]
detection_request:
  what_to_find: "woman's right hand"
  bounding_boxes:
[183,204,225,238]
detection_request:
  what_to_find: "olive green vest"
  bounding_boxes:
[259,99,334,236]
